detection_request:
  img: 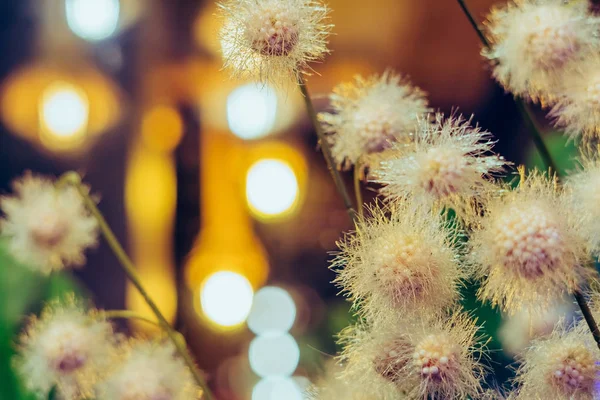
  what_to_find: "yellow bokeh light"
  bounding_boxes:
[200,271,254,327]
[246,159,299,219]
[141,106,183,152]
[39,81,89,146]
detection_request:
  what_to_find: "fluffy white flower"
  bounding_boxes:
[218,0,331,84]
[14,299,117,399]
[484,0,600,102]
[319,71,429,170]
[371,113,506,221]
[550,56,600,142]
[469,170,593,314]
[515,323,600,400]
[97,340,201,400]
[332,202,465,320]
[0,173,98,274]
[340,313,486,400]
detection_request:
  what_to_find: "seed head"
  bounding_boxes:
[515,323,600,399]
[97,340,201,400]
[332,202,464,320]
[483,0,600,102]
[319,71,430,170]
[340,313,486,400]
[14,298,117,399]
[371,113,506,222]
[218,0,332,84]
[469,171,592,314]
[0,173,98,274]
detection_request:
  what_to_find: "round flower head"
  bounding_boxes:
[550,56,600,142]
[483,0,600,102]
[218,0,331,84]
[0,173,98,274]
[319,71,429,170]
[14,298,117,399]
[565,154,600,255]
[332,201,465,320]
[340,313,486,400]
[371,113,506,221]
[515,323,600,399]
[97,340,201,400]
[469,169,593,314]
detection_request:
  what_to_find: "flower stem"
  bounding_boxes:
[354,164,364,219]
[297,75,358,222]
[57,172,214,400]
[455,0,600,349]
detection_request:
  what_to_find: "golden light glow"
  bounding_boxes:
[246,159,299,218]
[0,63,121,153]
[39,81,89,147]
[200,271,254,327]
[245,142,308,222]
[141,106,183,152]
[125,145,178,331]
[185,132,269,328]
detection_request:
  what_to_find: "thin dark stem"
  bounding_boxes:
[575,291,600,350]
[297,75,358,222]
[455,0,490,47]
[58,172,214,400]
[514,100,560,176]
[354,164,364,219]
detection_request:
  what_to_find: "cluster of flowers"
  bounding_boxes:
[218,0,600,398]
[0,174,201,399]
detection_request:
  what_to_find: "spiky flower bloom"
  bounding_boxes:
[483,0,600,102]
[565,155,600,254]
[469,170,592,314]
[14,299,117,399]
[218,0,331,84]
[515,323,600,399]
[340,313,486,400]
[371,113,506,220]
[550,56,600,142]
[0,173,98,274]
[97,340,201,400]
[332,202,464,320]
[319,71,430,170]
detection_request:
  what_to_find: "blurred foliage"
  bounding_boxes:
[0,239,82,400]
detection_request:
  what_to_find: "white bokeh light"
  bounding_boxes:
[41,82,89,139]
[249,333,300,377]
[246,159,299,217]
[66,0,120,41]
[252,377,304,400]
[248,286,296,335]
[227,83,277,140]
[200,271,254,327]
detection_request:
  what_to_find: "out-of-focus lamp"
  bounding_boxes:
[186,132,269,330]
[124,105,184,330]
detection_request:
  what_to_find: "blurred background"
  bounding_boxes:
[0,0,580,399]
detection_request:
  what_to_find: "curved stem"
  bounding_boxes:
[354,163,364,219]
[454,0,600,349]
[58,172,214,400]
[103,309,162,328]
[297,75,358,223]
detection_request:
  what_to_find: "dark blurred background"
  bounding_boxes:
[0,0,579,399]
